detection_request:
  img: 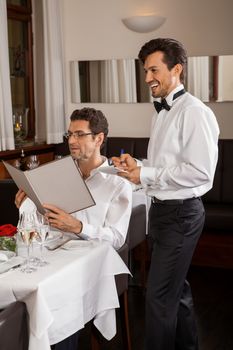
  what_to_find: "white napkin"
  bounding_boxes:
[0,256,24,274]
[0,252,9,262]
[98,166,128,175]
[61,240,94,250]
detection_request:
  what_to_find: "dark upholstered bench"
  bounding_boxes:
[192,140,233,268]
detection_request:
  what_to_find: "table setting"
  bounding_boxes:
[0,212,130,350]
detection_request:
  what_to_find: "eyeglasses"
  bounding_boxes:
[63,131,95,140]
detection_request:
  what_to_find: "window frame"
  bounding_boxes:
[7,0,35,140]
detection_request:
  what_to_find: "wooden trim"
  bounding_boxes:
[0,143,55,160]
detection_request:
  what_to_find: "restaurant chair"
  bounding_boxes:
[127,204,147,287]
[0,301,29,350]
[91,204,147,350]
[91,242,131,350]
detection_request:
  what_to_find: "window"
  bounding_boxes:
[7,0,35,142]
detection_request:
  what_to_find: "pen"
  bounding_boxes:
[120,148,126,166]
[108,158,113,166]
[107,149,125,166]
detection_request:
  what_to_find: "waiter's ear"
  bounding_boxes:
[173,63,183,78]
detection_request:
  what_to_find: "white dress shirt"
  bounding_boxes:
[140,85,220,200]
[20,158,132,250]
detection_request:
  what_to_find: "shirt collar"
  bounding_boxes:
[153,84,185,108]
[87,156,109,179]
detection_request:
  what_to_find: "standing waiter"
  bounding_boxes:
[112,38,219,350]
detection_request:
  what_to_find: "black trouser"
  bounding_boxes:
[51,331,79,350]
[145,197,205,350]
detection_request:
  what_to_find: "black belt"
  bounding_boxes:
[151,197,200,205]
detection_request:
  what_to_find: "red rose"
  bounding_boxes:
[0,224,17,237]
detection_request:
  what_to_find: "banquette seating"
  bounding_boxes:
[192,139,233,268]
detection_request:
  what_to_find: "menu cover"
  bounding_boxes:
[3,156,95,214]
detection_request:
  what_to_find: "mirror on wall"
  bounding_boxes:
[70,55,233,104]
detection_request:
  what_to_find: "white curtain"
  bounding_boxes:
[119,59,137,103]
[100,60,119,103]
[217,55,233,102]
[70,61,81,103]
[0,0,15,151]
[34,0,66,144]
[187,56,209,102]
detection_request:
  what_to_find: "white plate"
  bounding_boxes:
[0,250,16,263]
[61,240,93,250]
[99,166,128,175]
[47,230,63,243]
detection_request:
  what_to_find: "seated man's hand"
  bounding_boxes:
[15,189,27,209]
[111,153,141,185]
[43,204,82,235]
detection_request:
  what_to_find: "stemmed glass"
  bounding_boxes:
[35,211,50,266]
[27,155,40,169]
[17,212,37,273]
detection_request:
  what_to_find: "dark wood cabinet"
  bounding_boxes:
[0,144,55,179]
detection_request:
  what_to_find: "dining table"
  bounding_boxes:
[0,239,130,350]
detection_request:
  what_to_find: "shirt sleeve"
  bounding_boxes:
[140,105,219,191]
[79,181,132,250]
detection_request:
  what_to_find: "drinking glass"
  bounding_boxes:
[35,211,50,266]
[17,212,37,273]
[27,155,40,169]
[54,155,63,160]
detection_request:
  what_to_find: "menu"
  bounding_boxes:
[3,156,95,214]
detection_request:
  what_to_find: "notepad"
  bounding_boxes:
[99,166,128,175]
[3,156,95,214]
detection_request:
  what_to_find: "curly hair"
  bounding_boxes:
[138,38,187,83]
[70,107,109,148]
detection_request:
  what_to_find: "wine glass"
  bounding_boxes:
[17,212,37,273]
[34,211,50,266]
[54,154,63,160]
[27,155,40,169]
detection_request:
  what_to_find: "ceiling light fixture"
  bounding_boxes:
[122,15,166,33]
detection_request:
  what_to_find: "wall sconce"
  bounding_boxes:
[122,14,166,33]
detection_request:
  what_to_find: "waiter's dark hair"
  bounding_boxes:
[70,107,108,148]
[138,38,187,83]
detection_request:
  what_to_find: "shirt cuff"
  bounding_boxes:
[140,166,157,186]
[79,222,93,240]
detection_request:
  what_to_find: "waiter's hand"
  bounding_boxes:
[111,153,141,185]
[15,189,27,209]
[43,204,82,234]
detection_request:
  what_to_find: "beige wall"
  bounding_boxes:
[61,0,233,138]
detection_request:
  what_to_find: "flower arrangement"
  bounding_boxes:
[0,224,17,252]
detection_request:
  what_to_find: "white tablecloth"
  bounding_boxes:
[0,241,129,350]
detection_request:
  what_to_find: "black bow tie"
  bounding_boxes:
[153,89,186,114]
[153,99,170,113]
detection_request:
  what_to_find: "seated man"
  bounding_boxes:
[15,107,132,350]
